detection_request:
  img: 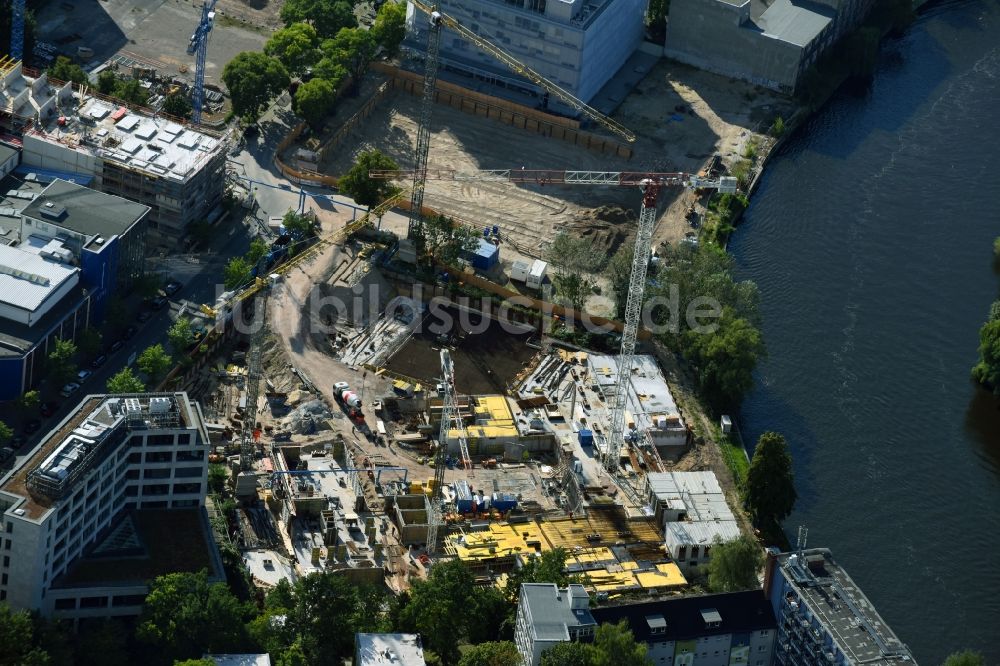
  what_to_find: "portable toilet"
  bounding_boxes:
[578,429,594,447]
[721,415,732,434]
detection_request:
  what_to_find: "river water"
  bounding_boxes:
[727,0,1000,661]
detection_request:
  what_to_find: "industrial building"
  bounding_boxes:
[766,548,917,665]
[0,61,226,249]
[406,0,648,105]
[646,471,741,573]
[0,393,221,619]
[0,177,149,400]
[514,583,596,666]
[589,590,778,665]
[663,0,876,92]
[355,633,427,666]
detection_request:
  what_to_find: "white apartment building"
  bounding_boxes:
[0,392,220,619]
[514,583,596,666]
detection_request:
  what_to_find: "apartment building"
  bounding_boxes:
[514,583,596,666]
[407,0,647,105]
[0,393,222,619]
[766,548,917,665]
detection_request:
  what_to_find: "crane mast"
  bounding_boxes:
[428,349,471,552]
[10,0,25,62]
[410,7,444,240]
[187,0,218,124]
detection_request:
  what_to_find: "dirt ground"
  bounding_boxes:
[320,60,793,258]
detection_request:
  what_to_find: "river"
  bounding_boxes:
[727,0,1000,662]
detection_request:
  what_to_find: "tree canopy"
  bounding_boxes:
[137,344,173,382]
[338,149,400,208]
[222,52,290,122]
[682,308,765,410]
[744,431,797,525]
[280,0,358,39]
[546,233,604,312]
[706,534,764,592]
[294,77,337,128]
[538,621,652,666]
[48,55,86,84]
[373,1,408,57]
[107,367,146,394]
[322,27,376,94]
[397,559,477,664]
[422,215,480,268]
[224,256,253,290]
[265,22,320,77]
[972,317,1000,394]
[458,642,521,666]
[0,421,11,445]
[163,93,192,119]
[0,603,54,665]
[47,338,78,384]
[941,651,985,666]
[168,317,194,353]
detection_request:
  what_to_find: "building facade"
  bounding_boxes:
[514,583,596,666]
[766,548,917,665]
[407,0,647,105]
[0,393,218,619]
[590,590,778,666]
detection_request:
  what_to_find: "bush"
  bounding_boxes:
[769,116,786,138]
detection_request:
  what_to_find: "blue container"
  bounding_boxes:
[491,225,500,237]
[465,238,499,270]
[491,492,518,513]
[455,480,474,513]
[578,429,594,447]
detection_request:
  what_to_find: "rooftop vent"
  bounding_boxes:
[39,201,67,220]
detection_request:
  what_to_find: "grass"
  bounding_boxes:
[718,431,749,489]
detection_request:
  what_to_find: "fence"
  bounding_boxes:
[317,80,393,162]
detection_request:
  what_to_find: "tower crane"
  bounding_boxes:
[10,0,25,62]
[187,0,219,124]
[404,0,635,241]
[369,167,736,490]
[427,349,471,553]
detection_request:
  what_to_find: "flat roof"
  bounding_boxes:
[757,0,834,47]
[356,634,426,666]
[665,519,741,547]
[588,354,685,434]
[0,281,88,358]
[646,471,734,522]
[207,656,272,666]
[778,548,916,663]
[0,243,78,312]
[522,583,595,641]
[21,178,149,240]
[53,509,221,588]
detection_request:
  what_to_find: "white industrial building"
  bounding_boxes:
[646,471,741,573]
[0,393,222,618]
[514,583,596,666]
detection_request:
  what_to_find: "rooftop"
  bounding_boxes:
[0,280,89,358]
[646,471,734,521]
[779,548,916,664]
[590,590,777,641]
[0,243,78,314]
[21,178,149,242]
[756,0,835,47]
[664,519,742,547]
[522,583,596,641]
[587,354,685,436]
[52,509,221,589]
[355,633,426,666]
[206,656,272,666]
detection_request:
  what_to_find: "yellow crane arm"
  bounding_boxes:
[408,0,636,143]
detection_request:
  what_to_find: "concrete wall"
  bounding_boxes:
[664,0,805,92]
[21,135,100,178]
[577,0,647,103]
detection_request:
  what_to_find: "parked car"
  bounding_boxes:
[123,325,138,340]
[60,382,81,398]
[77,369,92,382]
[0,447,14,465]
[151,296,168,310]
[23,419,42,435]
[91,354,107,369]
[137,311,153,323]
[109,340,124,353]
[40,401,59,417]
[164,281,182,296]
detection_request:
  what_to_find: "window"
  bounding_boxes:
[172,482,201,495]
[2,556,8,568]
[144,468,171,479]
[79,596,108,608]
[177,433,191,445]
[678,546,687,560]
[145,451,173,464]
[54,598,76,610]
[4,522,11,533]
[174,466,202,478]
[142,483,170,496]
[146,434,175,447]
[141,501,168,509]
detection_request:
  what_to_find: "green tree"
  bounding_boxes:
[706,534,763,592]
[294,77,337,128]
[208,463,229,494]
[114,78,150,106]
[77,327,103,359]
[266,579,296,611]
[540,642,597,666]
[247,611,297,661]
[0,421,12,445]
[467,586,512,644]
[74,618,130,666]
[49,55,86,84]
[607,243,635,319]
[276,638,309,666]
[282,210,317,237]
[18,389,40,410]
[313,55,348,90]
[162,93,192,119]
[744,431,797,525]
[107,367,146,394]
[247,238,270,266]
[941,651,985,666]
[422,214,479,268]
[137,344,173,382]
[97,69,118,95]
[173,660,216,666]
[972,319,1000,394]
[338,149,400,208]
[222,52,290,122]
[47,338,78,385]
[398,560,476,664]
[372,1,407,58]
[135,273,164,300]
[265,22,320,77]
[768,115,786,138]
[0,603,52,665]
[137,571,252,664]
[281,0,358,39]
[503,548,571,604]
[224,256,253,290]
[458,642,521,666]
[993,236,1000,258]
[168,317,194,352]
[323,27,376,94]
[682,309,765,410]
[286,573,383,662]
[546,232,603,312]
[591,621,652,666]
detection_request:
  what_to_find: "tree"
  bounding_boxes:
[540,642,597,666]
[706,534,764,592]
[105,296,129,331]
[941,651,985,666]
[77,327,103,359]
[107,367,145,394]
[137,571,252,664]
[293,77,337,128]
[339,149,400,208]
[222,52,290,122]
[0,603,52,665]
[265,22,320,77]
[323,27,376,94]
[135,273,164,300]
[282,210,317,237]
[286,573,383,662]
[281,0,357,39]
[372,1,407,58]
[972,319,1000,394]
[313,55,348,90]
[247,611,297,662]
[208,464,229,494]
[224,256,253,290]
[467,586,512,644]
[398,560,476,664]
[18,389,40,410]
[458,642,521,666]
[115,78,150,106]
[590,621,652,666]
[173,660,216,666]
[0,421,11,445]
[744,431,797,525]
[47,338,78,385]
[247,238,270,266]
[993,236,1000,258]
[137,344,173,383]
[168,317,194,353]
[162,93,192,119]
[503,548,571,603]
[768,115,786,138]
[97,69,118,95]
[49,55,86,84]
[607,243,634,319]
[681,309,765,410]
[74,618,130,666]
[546,232,603,312]
[422,214,479,268]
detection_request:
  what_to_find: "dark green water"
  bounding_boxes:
[728,1,1000,661]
